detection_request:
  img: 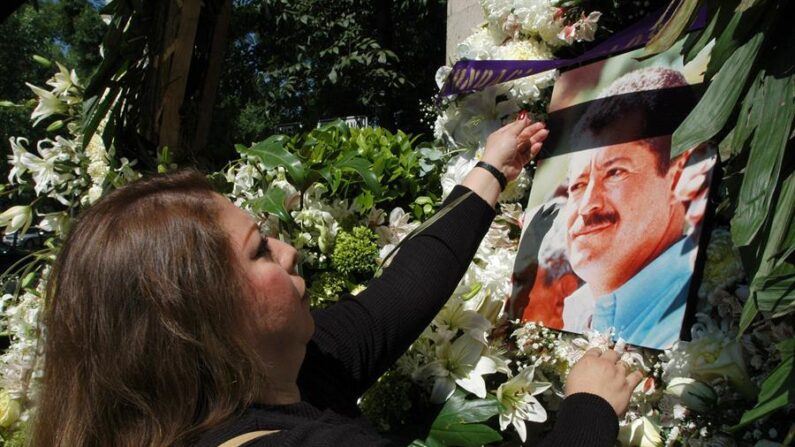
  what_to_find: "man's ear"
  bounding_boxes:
[668,144,703,192]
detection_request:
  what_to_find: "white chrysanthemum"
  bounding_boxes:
[435,66,452,90]
[87,184,104,204]
[84,133,108,163]
[441,155,477,199]
[87,160,110,182]
[698,228,744,297]
[455,28,500,61]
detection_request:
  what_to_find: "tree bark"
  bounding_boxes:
[157,0,202,156]
[191,0,232,158]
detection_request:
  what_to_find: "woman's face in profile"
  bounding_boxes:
[215,194,314,351]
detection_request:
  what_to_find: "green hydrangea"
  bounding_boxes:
[331,226,379,279]
[308,271,348,308]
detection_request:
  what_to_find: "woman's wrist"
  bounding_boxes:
[461,167,501,208]
[474,161,507,191]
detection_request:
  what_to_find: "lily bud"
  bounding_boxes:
[664,377,717,413]
[0,205,33,235]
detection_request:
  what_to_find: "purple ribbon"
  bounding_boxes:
[440,7,706,97]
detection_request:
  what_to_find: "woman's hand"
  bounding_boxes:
[462,116,548,207]
[565,347,644,417]
[482,115,548,182]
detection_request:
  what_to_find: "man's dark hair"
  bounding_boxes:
[574,67,697,175]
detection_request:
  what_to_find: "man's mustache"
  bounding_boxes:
[570,211,619,236]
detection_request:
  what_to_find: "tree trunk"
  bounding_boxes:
[191,0,232,159]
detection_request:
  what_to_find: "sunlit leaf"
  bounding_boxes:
[731,73,795,246]
[426,389,502,447]
[82,89,121,149]
[643,0,702,57]
[241,135,306,186]
[737,0,765,12]
[245,187,290,223]
[682,1,732,64]
[336,157,382,195]
[705,2,769,81]
[671,29,764,158]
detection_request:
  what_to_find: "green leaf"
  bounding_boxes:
[731,73,795,246]
[428,423,502,447]
[241,136,306,186]
[643,0,702,57]
[731,337,795,431]
[671,28,764,158]
[336,157,382,195]
[682,0,733,64]
[737,296,759,336]
[82,89,121,149]
[245,187,290,223]
[427,390,502,447]
[705,2,768,81]
[737,0,766,13]
[752,262,795,316]
[431,390,500,427]
[724,71,764,158]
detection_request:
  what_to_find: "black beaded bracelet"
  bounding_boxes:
[475,161,507,191]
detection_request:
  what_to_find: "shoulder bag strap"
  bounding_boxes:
[217,430,280,447]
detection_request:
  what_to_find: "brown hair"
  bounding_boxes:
[33,169,263,446]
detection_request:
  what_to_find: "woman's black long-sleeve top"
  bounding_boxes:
[198,186,619,446]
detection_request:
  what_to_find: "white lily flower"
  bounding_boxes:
[46,63,81,97]
[26,83,67,126]
[434,300,493,345]
[7,137,30,183]
[38,211,70,236]
[497,366,551,442]
[417,335,496,402]
[617,416,663,447]
[18,150,59,196]
[0,206,32,235]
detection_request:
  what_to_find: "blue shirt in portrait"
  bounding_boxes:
[563,236,695,350]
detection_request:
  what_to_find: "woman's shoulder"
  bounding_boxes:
[195,402,395,447]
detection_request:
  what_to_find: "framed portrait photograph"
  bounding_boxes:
[508,40,717,350]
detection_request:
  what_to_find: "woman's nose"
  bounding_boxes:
[271,238,299,274]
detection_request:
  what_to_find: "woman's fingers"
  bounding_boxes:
[626,370,644,390]
[584,347,602,358]
[504,116,533,135]
[601,349,620,363]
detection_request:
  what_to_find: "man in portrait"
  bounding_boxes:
[557,66,715,349]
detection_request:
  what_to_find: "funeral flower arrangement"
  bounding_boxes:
[1,1,793,445]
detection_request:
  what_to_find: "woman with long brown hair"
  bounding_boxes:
[32,118,641,446]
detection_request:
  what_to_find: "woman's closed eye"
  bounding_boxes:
[255,237,272,260]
